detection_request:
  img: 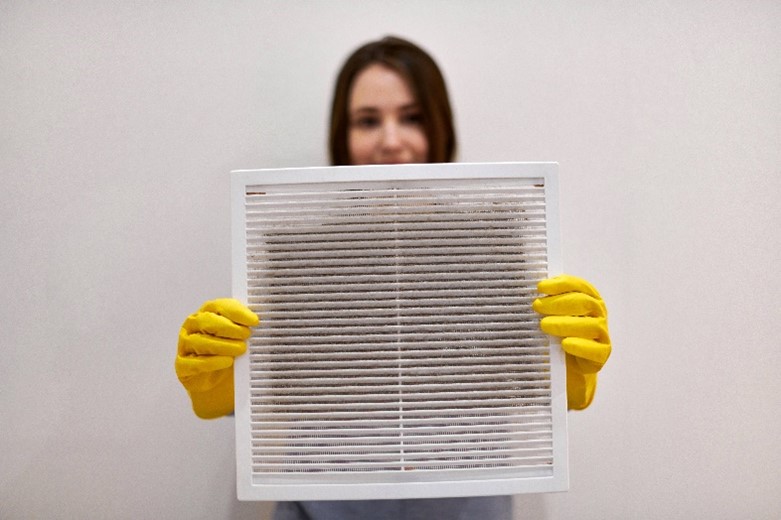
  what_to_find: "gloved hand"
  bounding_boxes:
[532,275,611,410]
[175,299,259,419]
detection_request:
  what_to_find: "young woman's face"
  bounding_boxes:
[347,64,429,165]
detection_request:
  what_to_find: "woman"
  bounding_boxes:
[176,36,611,520]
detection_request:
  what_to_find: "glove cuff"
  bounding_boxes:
[188,372,236,419]
[566,357,598,410]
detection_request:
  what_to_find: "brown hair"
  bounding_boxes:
[328,36,457,165]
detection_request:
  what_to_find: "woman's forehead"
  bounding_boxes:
[349,63,417,111]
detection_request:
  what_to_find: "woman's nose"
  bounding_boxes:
[380,121,402,150]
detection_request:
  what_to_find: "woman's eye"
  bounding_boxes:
[402,112,423,125]
[353,116,380,129]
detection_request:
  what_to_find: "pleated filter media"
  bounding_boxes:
[231,162,567,501]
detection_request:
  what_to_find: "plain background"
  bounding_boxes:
[2,1,779,519]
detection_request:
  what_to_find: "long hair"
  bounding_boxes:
[328,36,457,165]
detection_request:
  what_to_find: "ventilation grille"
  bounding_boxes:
[232,163,566,500]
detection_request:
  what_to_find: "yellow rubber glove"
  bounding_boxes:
[532,275,611,410]
[175,299,259,419]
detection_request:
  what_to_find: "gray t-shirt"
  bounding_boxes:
[273,497,512,520]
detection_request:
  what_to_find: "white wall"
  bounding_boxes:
[2,1,779,519]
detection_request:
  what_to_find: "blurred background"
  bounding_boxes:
[1,1,779,518]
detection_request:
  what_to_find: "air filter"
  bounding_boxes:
[231,162,567,501]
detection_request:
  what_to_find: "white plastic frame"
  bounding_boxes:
[231,162,567,501]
